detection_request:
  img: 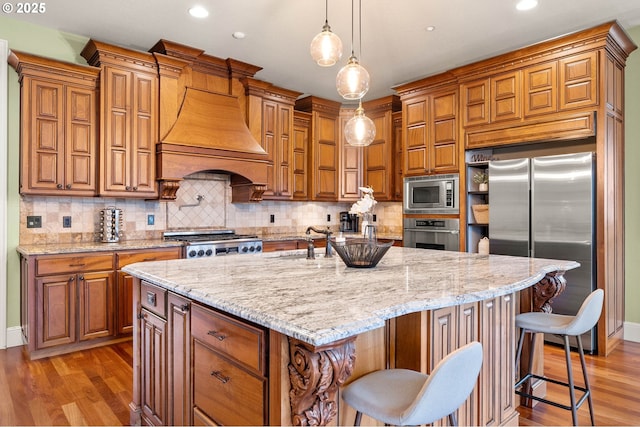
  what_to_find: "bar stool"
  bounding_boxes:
[515,289,603,426]
[342,341,483,426]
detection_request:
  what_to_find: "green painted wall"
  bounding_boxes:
[1,15,640,330]
[624,26,640,325]
[1,15,89,329]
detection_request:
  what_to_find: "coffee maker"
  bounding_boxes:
[339,211,359,232]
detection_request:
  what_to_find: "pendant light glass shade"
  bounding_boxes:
[336,55,370,100]
[310,22,343,66]
[344,102,376,146]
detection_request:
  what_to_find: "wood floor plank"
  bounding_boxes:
[0,339,639,426]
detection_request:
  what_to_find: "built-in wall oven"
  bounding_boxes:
[403,218,460,251]
[403,174,459,214]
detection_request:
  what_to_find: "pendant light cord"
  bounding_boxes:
[350,0,355,57]
[324,0,329,26]
[359,0,363,62]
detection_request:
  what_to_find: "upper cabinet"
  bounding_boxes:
[361,96,402,201]
[9,51,100,197]
[81,40,159,198]
[395,75,459,177]
[243,78,301,200]
[295,96,341,201]
[292,111,311,201]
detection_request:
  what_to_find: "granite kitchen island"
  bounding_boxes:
[124,246,578,426]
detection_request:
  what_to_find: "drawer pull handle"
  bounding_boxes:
[146,292,157,306]
[143,258,157,262]
[210,370,230,384]
[69,263,86,267]
[180,304,190,312]
[207,330,227,341]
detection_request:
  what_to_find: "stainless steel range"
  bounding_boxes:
[164,230,263,258]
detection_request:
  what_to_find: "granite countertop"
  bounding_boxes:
[123,247,579,346]
[16,239,183,256]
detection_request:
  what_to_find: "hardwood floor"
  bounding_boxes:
[0,339,638,425]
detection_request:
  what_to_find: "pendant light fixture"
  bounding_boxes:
[336,0,370,100]
[310,0,343,67]
[344,100,376,146]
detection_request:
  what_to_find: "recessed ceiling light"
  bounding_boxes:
[425,26,436,32]
[516,0,538,11]
[188,5,209,18]
[232,31,246,40]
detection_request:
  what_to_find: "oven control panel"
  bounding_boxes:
[186,241,263,258]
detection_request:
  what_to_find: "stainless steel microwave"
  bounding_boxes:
[403,174,459,214]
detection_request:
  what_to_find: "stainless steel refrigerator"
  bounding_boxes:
[488,152,596,352]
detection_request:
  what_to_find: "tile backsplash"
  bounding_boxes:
[19,172,403,245]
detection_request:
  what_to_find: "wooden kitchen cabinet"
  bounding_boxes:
[168,293,192,426]
[81,40,159,198]
[292,111,311,200]
[116,247,182,335]
[361,95,402,201]
[393,111,403,201]
[9,51,100,196]
[338,107,362,201]
[21,252,115,358]
[295,96,341,201]
[395,77,459,177]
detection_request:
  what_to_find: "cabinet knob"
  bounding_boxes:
[66,184,72,189]
[68,276,74,282]
[133,186,138,191]
[78,275,84,281]
[126,186,131,191]
[180,304,190,312]
[57,184,63,189]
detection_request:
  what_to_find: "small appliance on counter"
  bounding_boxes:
[339,211,359,232]
[99,207,123,243]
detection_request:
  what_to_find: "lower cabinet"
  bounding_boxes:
[20,246,182,360]
[392,294,516,427]
[132,279,267,426]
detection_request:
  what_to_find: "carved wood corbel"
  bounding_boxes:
[287,336,356,426]
[532,270,567,313]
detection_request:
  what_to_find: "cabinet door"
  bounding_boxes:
[25,79,65,193]
[312,113,339,200]
[167,294,191,426]
[490,71,521,123]
[559,51,598,111]
[461,79,490,127]
[262,101,277,197]
[79,271,114,341]
[430,90,458,173]
[65,85,97,192]
[524,61,557,117]
[403,96,428,176]
[292,112,310,200]
[339,109,362,200]
[393,112,403,200]
[102,67,132,194]
[117,271,134,335]
[36,274,76,349]
[130,71,158,196]
[363,110,394,201]
[276,103,293,198]
[141,309,167,426]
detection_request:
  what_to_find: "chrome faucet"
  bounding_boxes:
[305,226,333,258]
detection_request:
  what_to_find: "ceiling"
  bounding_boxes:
[9,0,640,104]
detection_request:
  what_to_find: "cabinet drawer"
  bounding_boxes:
[36,253,114,276]
[140,281,167,318]
[191,304,265,373]
[193,341,266,426]
[116,247,182,268]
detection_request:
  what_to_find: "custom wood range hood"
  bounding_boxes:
[156,86,269,202]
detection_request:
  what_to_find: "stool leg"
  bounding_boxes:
[354,411,362,426]
[515,327,526,379]
[448,411,458,426]
[563,335,579,426]
[523,329,537,407]
[576,335,595,426]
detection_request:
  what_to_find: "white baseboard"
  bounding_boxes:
[5,326,25,348]
[624,321,640,343]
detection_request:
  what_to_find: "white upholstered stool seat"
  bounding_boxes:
[342,341,483,426]
[515,289,603,426]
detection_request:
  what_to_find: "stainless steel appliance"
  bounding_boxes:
[403,218,460,251]
[404,174,459,214]
[339,211,359,232]
[99,207,123,243]
[489,152,596,352]
[164,230,263,258]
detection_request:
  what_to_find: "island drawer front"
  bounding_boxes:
[191,304,265,373]
[116,247,182,268]
[140,280,167,318]
[193,341,266,426]
[36,253,114,276]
